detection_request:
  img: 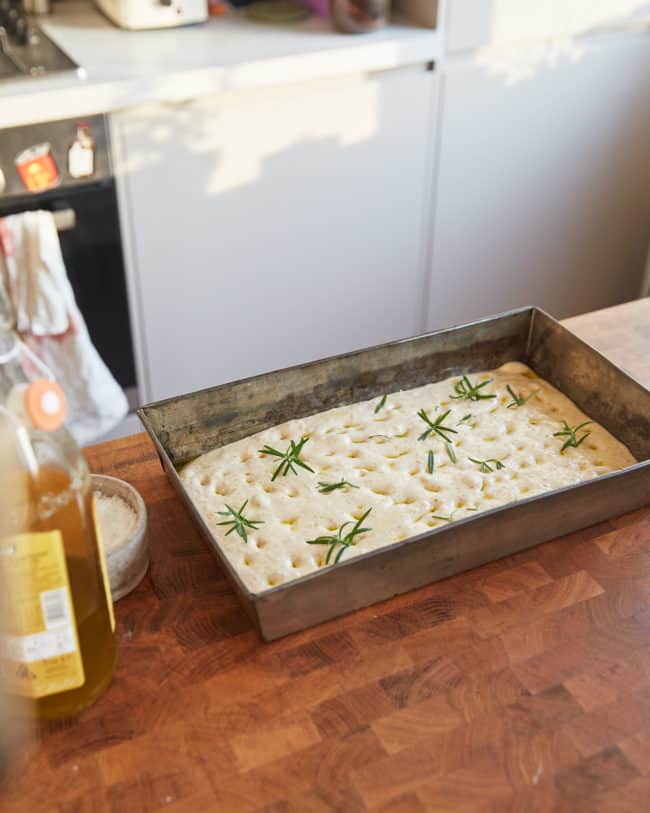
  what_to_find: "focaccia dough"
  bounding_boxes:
[180,363,636,592]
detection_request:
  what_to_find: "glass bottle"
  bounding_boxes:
[67,123,95,180]
[0,331,116,721]
[330,0,388,33]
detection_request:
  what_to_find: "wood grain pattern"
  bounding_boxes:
[2,299,650,811]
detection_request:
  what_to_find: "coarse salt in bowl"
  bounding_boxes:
[92,474,148,602]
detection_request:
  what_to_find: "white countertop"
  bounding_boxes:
[1,2,440,129]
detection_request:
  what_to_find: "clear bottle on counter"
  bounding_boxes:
[0,331,116,721]
[330,0,389,33]
[67,123,95,180]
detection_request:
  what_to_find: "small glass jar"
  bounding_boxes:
[330,0,389,34]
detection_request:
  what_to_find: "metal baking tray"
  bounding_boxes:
[138,307,650,641]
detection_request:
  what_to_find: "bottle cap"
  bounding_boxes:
[24,378,67,432]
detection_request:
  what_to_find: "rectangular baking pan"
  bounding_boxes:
[138,307,650,641]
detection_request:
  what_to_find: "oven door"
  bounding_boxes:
[0,178,138,406]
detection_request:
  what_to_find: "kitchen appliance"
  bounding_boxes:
[0,115,140,438]
[0,0,79,81]
[94,0,207,30]
[139,307,650,640]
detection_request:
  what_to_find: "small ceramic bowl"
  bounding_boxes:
[91,474,148,602]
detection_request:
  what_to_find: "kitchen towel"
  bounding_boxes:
[0,210,128,444]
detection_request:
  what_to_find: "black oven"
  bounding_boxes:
[0,114,138,408]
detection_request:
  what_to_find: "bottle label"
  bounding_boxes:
[91,497,115,633]
[0,531,85,698]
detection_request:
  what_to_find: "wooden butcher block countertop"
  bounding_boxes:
[3,299,650,812]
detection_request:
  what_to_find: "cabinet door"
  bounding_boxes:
[115,67,436,401]
[427,32,650,330]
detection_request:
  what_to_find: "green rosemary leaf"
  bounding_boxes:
[374,394,387,414]
[431,513,455,523]
[553,420,593,453]
[317,479,360,493]
[304,508,373,565]
[215,499,264,544]
[457,414,473,425]
[259,435,314,481]
[427,450,435,474]
[451,375,497,402]
[506,384,533,408]
[445,443,457,464]
[417,408,458,443]
[468,456,505,474]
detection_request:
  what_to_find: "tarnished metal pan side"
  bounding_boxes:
[138,407,260,619]
[139,308,532,467]
[255,463,650,640]
[528,311,650,462]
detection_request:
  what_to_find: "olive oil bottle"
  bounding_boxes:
[0,331,116,720]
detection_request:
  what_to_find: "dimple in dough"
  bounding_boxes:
[180,362,636,593]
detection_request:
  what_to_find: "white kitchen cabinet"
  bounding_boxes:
[114,67,437,402]
[427,30,650,330]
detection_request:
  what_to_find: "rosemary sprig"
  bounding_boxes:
[417,408,457,443]
[432,506,478,522]
[451,376,497,402]
[431,512,456,524]
[215,500,264,543]
[457,414,473,426]
[445,443,457,463]
[374,394,387,414]
[427,450,435,474]
[305,508,372,565]
[259,435,314,481]
[553,420,593,453]
[317,479,360,494]
[506,385,533,408]
[468,457,505,473]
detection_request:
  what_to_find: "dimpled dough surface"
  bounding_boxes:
[180,363,636,593]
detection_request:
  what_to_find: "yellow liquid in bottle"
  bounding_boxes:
[26,467,116,720]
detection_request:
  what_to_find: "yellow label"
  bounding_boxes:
[0,531,85,699]
[91,497,116,633]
